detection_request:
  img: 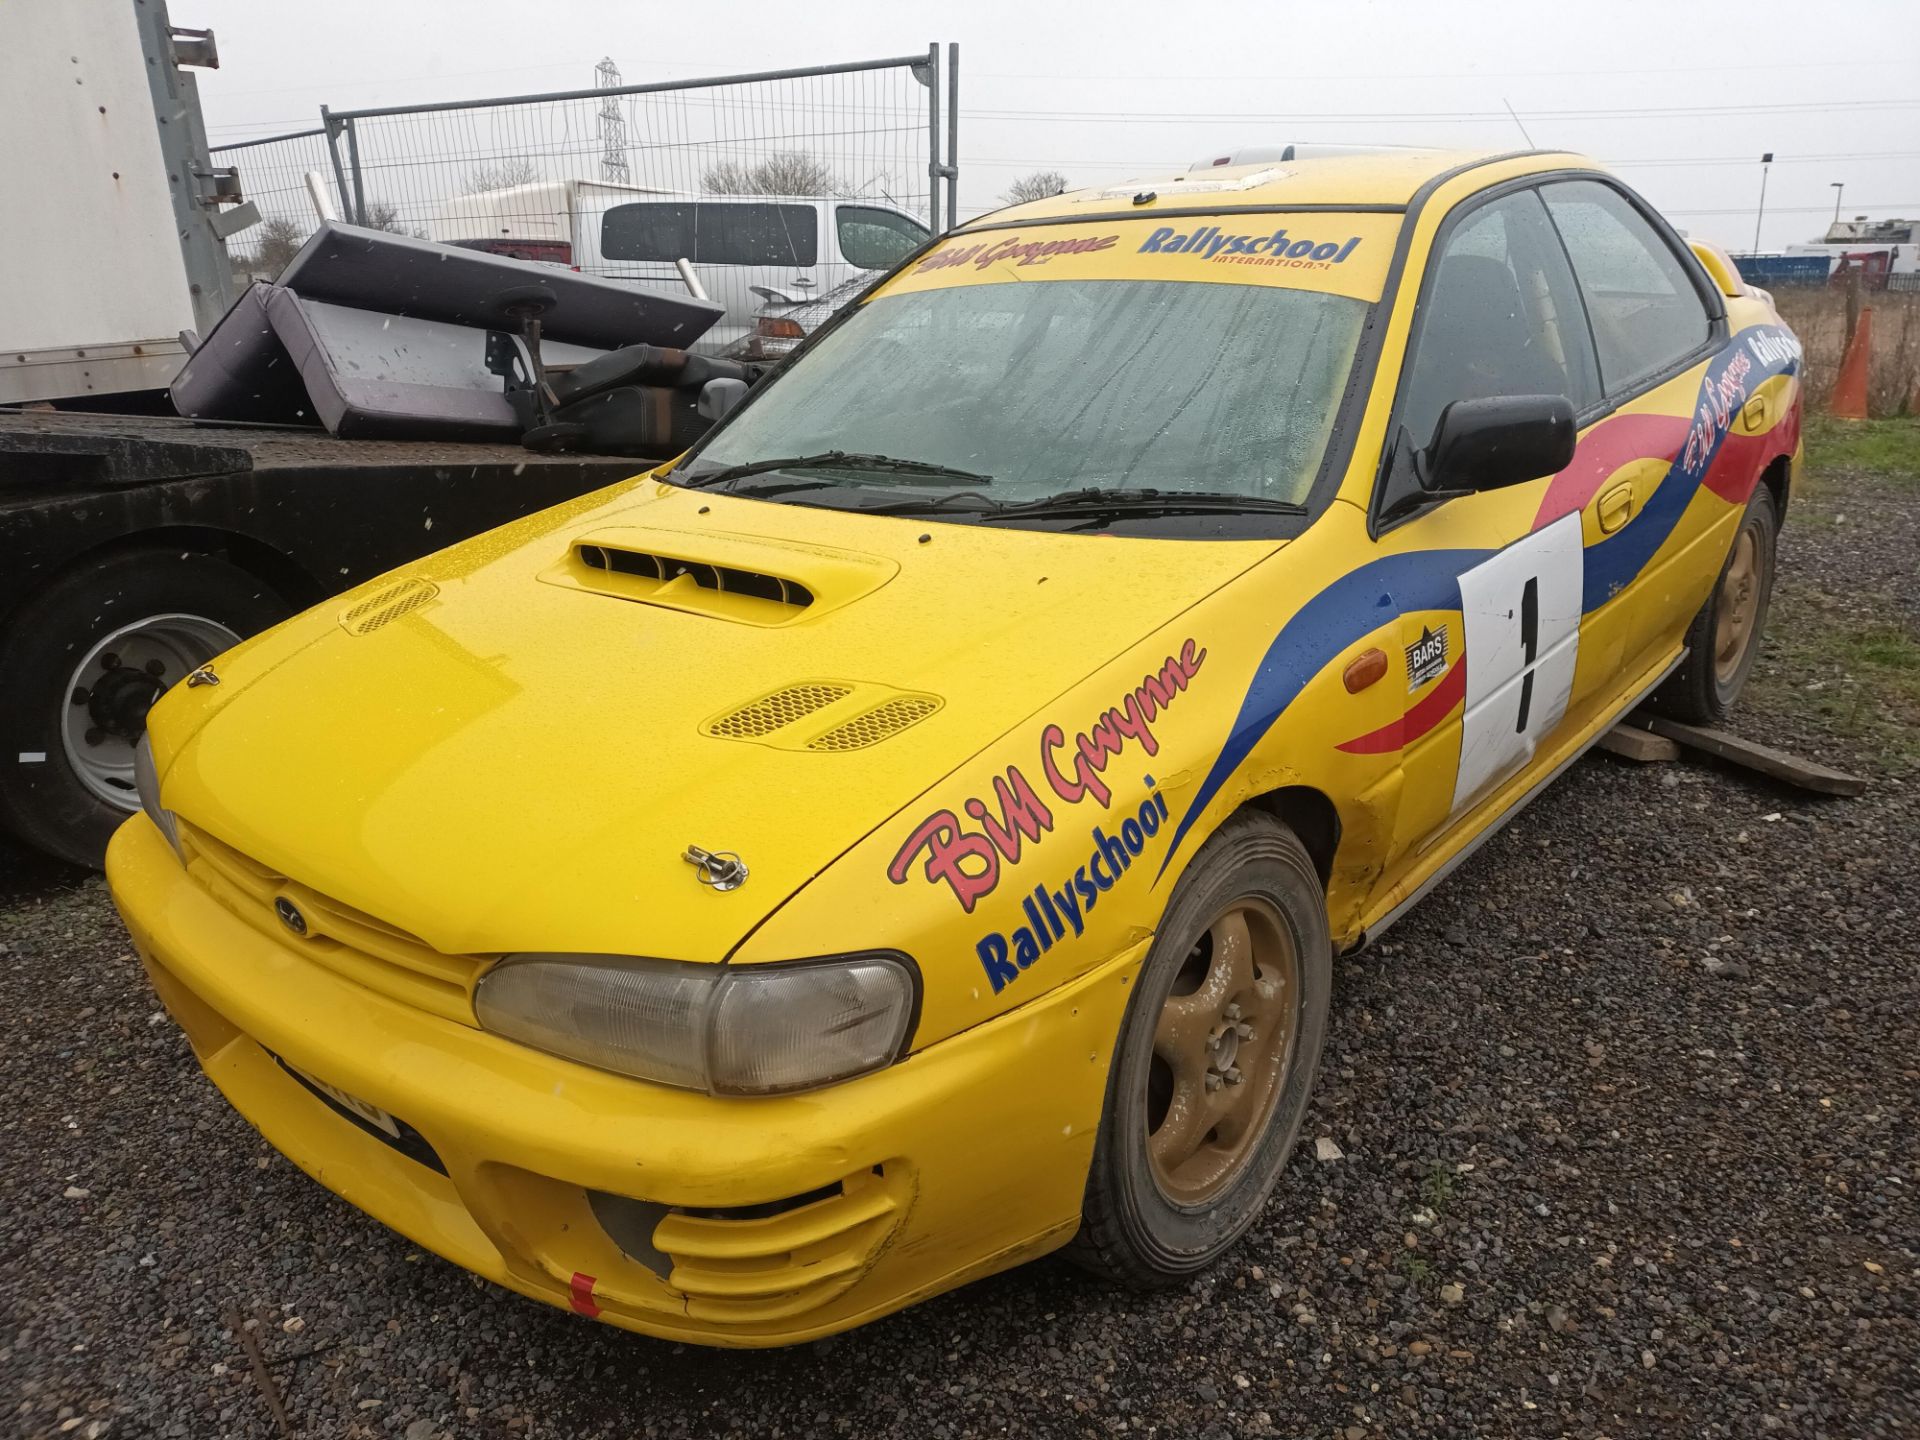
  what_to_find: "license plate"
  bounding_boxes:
[286,1061,400,1139]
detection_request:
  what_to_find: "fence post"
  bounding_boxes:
[344,117,369,225]
[946,43,959,229]
[320,106,353,227]
[925,42,942,233]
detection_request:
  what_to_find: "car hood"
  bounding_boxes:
[161,481,1279,962]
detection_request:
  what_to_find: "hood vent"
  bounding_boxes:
[577,543,814,609]
[339,578,438,635]
[707,683,852,739]
[806,696,940,752]
[703,683,941,751]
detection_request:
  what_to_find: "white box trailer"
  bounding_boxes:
[0,0,246,404]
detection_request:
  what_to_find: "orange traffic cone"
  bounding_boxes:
[1829,307,1873,420]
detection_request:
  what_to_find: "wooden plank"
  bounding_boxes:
[1596,725,1681,763]
[1635,714,1869,796]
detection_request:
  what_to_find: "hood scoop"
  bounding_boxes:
[578,542,816,609]
[703,681,941,752]
[542,524,897,626]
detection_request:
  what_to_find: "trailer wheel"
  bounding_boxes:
[0,549,288,868]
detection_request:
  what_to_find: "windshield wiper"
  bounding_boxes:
[874,486,1307,521]
[677,451,994,490]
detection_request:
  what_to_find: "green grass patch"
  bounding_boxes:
[1753,584,1920,769]
[1419,1160,1456,1213]
[1803,415,1920,486]
[1854,628,1920,671]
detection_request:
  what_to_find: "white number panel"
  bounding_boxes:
[1450,512,1584,816]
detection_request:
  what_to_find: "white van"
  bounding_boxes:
[429,181,930,355]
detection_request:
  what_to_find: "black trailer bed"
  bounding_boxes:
[0,410,648,607]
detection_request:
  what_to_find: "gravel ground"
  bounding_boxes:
[4,445,1916,1440]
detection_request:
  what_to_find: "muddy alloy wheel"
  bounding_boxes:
[1712,527,1766,689]
[1146,897,1299,1206]
[1071,812,1330,1287]
[1650,484,1779,726]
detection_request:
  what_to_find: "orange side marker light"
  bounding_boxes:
[1344,647,1389,693]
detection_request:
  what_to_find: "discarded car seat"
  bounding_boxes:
[547,345,756,408]
[522,385,710,458]
[525,348,768,457]
[168,224,723,439]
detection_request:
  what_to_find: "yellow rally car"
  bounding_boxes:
[108,149,1802,1346]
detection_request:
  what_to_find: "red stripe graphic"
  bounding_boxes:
[1337,653,1467,754]
[1532,412,1688,531]
[1699,427,1776,505]
[569,1271,601,1317]
[1535,394,1797,530]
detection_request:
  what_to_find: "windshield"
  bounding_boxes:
[688,277,1367,511]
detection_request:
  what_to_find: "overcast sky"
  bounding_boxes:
[188,0,1919,252]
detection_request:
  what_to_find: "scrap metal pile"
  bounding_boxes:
[171,222,766,457]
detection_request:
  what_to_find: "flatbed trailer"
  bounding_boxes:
[0,410,645,866]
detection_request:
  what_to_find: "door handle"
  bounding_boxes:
[1597,481,1633,534]
[1741,393,1770,433]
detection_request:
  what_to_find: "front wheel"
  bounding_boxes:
[0,549,288,867]
[1071,812,1331,1286]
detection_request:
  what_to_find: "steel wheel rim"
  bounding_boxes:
[1145,896,1300,1207]
[1713,529,1763,686]
[59,613,239,810]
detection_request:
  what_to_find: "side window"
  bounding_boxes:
[1398,189,1601,451]
[836,205,930,270]
[600,203,693,262]
[600,202,819,266]
[1540,180,1713,394]
[693,203,819,267]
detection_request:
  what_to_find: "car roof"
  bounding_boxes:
[960,149,1602,229]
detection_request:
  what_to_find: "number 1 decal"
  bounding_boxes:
[1515,576,1539,733]
[1450,514,1583,817]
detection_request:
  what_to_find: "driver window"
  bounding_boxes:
[1398,188,1601,451]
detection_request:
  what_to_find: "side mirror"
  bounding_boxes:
[1424,394,1577,494]
[697,377,749,422]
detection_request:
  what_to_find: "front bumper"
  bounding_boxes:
[107,816,1143,1346]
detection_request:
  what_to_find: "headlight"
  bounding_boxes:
[474,952,918,1095]
[133,733,184,861]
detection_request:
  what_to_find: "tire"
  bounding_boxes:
[1650,486,1779,725]
[1070,811,1331,1287]
[0,549,289,868]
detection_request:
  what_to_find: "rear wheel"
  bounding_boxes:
[1071,812,1331,1286]
[0,549,288,867]
[1650,486,1778,724]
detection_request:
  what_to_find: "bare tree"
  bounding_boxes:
[247,215,308,277]
[1003,170,1069,205]
[703,150,841,196]
[363,200,429,238]
[463,157,541,194]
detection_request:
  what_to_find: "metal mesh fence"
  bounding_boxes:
[337,60,935,240]
[208,127,339,274]
[326,56,948,289]
[207,50,956,319]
